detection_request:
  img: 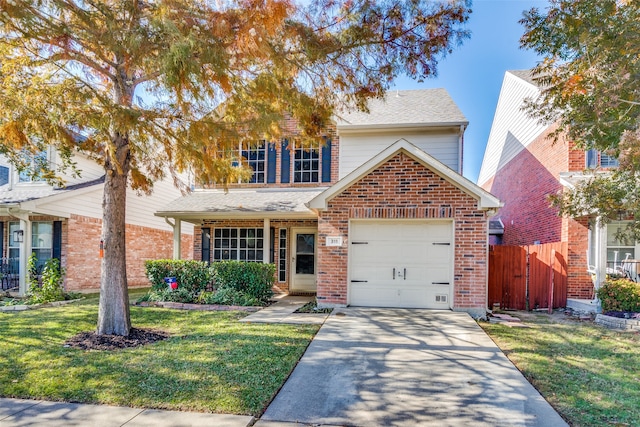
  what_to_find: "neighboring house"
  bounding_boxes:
[156,89,501,317]
[0,148,194,295]
[478,69,624,311]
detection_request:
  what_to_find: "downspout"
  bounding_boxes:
[164,217,181,260]
[458,124,466,175]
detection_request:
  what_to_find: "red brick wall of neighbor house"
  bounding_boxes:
[484,125,568,246]
[65,214,193,291]
[563,216,594,299]
[317,152,489,310]
[482,127,593,299]
[195,218,318,292]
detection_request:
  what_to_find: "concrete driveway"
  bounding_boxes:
[257,308,567,427]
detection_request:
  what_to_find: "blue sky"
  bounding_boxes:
[391,0,549,183]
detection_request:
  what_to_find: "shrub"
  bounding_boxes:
[28,257,66,304]
[199,287,260,306]
[145,259,213,295]
[597,278,640,312]
[212,261,274,304]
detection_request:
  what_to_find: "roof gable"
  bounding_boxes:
[308,139,501,210]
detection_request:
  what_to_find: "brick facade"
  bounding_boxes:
[482,126,594,299]
[1,214,193,292]
[316,152,489,314]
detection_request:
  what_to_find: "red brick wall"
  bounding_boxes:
[0,214,192,291]
[65,214,193,291]
[482,126,594,299]
[195,218,318,292]
[317,152,489,312]
[484,125,567,246]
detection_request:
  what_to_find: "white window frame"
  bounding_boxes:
[293,143,319,183]
[241,141,266,184]
[213,228,265,262]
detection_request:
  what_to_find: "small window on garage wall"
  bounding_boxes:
[278,228,287,282]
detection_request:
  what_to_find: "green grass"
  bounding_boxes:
[0,289,319,416]
[481,313,640,427]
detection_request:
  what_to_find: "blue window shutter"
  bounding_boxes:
[267,142,277,183]
[321,137,332,183]
[201,227,211,264]
[0,222,4,260]
[281,139,290,183]
[53,221,62,261]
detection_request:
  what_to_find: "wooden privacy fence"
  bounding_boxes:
[488,242,568,311]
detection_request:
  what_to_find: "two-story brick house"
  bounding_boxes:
[157,89,501,316]
[479,70,628,311]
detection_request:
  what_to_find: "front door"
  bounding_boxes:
[290,228,317,293]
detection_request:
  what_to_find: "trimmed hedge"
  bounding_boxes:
[145,259,213,294]
[597,278,640,312]
[143,259,274,306]
[213,261,275,305]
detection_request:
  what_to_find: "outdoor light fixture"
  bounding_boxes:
[13,230,24,243]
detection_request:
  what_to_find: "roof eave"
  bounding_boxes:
[155,210,318,222]
[336,121,469,132]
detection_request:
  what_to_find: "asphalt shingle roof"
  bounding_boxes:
[335,88,467,128]
[0,176,105,204]
[157,188,325,216]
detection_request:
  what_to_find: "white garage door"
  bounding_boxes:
[349,220,453,309]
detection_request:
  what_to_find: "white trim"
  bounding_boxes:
[308,139,502,211]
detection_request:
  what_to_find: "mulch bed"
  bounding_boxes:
[64,328,170,351]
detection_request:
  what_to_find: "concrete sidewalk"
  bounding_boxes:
[240,295,329,324]
[0,398,254,427]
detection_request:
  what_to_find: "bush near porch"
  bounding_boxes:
[143,260,274,306]
[596,278,640,313]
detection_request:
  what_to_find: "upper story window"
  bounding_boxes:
[241,141,266,184]
[294,144,319,183]
[0,166,9,186]
[586,149,619,169]
[18,150,49,183]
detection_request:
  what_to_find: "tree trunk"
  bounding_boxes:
[97,133,131,336]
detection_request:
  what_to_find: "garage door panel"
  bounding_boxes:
[349,221,453,309]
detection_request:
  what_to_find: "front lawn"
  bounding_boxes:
[481,312,640,427]
[0,290,319,416]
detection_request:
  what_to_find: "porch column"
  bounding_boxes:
[18,217,32,296]
[263,218,270,264]
[594,216,607,292]
[164,217,181,260]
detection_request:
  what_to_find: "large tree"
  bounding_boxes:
[520,0,640,236]
[0,0,471,335]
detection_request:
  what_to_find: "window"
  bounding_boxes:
[8,221,53,273]
[606,221,635,264]
[278,228,287,282]
[294,145,319,183]
[18,150,49,183]
[241,142,266,183]
[213,228,264,262]
[0,166,8,186]
[31,222,53,271]
[586,149,619,169]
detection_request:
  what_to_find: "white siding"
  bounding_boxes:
[36,176,194,234]
[59,153,105,185]
[339,131,460,179]
[477,72,548,187]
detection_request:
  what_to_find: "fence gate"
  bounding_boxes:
[488,242,568,311]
